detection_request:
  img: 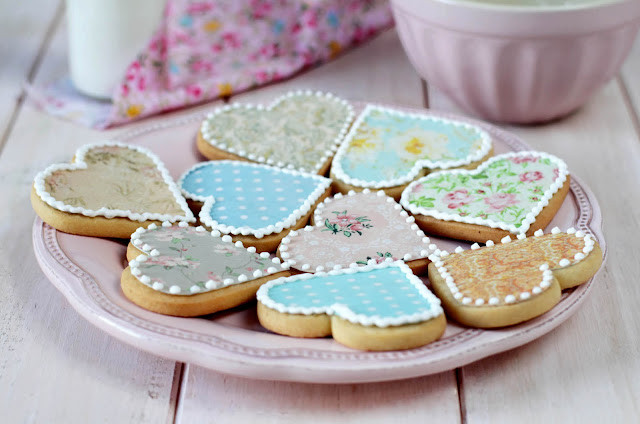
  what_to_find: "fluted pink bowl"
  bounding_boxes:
[391,0,640,123]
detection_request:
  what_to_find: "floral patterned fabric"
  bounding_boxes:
[30,0,392,128]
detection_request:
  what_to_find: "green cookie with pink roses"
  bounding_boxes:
[400,151,571,244]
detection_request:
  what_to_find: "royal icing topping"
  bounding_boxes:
[179,161,331,238]
[33,142,195,223]
[430,229,596,306]
[200,90,354,173]
[331,105,492,189]
[281,190,436,272]
[257,261,443,327]
[401,151,568,234]
[129,223,287,295]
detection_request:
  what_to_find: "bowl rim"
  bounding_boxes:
[424,0,627,13]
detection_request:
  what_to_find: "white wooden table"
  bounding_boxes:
[2,2,640,422]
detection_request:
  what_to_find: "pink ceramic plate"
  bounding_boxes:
[32,103,606,384]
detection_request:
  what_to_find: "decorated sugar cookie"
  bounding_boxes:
[428,228,603,328]
[179,160,332,252]
[401,151,570,243]
[197,90,354,175]
[278,189,437,275]
[257,261,446,351]
[331,105,493,199]
[121,222,290,317]
[31,142,195,238]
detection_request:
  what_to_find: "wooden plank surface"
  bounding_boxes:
[0,0,62,149]
[175,30,462,424]
[430,75,640,421]
[0,14,182,424]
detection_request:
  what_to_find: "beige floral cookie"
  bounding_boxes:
[428,228,603,328]
[257,261,446,351]
[122,223,291,317]
[197,90,354,175]
[31,142,194,238]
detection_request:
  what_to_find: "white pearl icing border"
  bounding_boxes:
[279,189,438,272]
[33,141,195,223]
[428,227,596,307]
[199,90,355,174]
[331,104,493,189]
[257,261,444,328]
[178,160,332,238]
[129,221,289,295]
[400,150,569,235]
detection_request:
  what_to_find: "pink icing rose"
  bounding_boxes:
[553,168,560,180]
[484,193,519,213]
[349,222,364,232]
[331,214,360,228]
[443,189,472,209]
[519,171,544,182]
[511,156,537,164]
[411,182,424,193]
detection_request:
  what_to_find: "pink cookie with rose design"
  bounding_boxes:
[278,190,437,275]
[400,151,570,244]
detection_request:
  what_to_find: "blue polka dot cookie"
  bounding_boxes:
[179,160,332,252]
[257,261,446,351]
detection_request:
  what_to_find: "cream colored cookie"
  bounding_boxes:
[31,142,194,238]
[197,90,354,175]
[122,223,290,317]
[330,105,494,200]
[178,160,332,252]
[402,151,570,244]
[276,189,438,275]
[428,228,603,328]
[257,261,446,351]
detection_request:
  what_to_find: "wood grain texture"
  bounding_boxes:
[176,365,460,424]
[0,0,62,150]
[431,80,640,421]
[0,11,181,424]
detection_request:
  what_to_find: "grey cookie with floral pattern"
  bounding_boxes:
[121,222,291,317]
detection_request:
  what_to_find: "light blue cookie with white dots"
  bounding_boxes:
[179,160,332,252]
[256,261,446,351]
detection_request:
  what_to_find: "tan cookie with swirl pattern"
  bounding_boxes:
[428,227,603,328]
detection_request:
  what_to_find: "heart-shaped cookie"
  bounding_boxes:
[401,151,570,243]
[121,222,290,316]
[428,227,603,328]
[278,190,437,274]
[331,105,493,198]
[31,142,195,238]
[257,261,446,351]
[197,90,354,174]
[179,160,332,252]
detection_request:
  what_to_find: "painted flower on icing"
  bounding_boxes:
[484,193,519,213]
[213,244,238,256]
[323,210,372,237]
[356,252,397,265]
[511,156,537,165]
[519,171,544,183]
[443,189,473,209]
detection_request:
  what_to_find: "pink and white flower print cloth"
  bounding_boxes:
[30,0,392,129]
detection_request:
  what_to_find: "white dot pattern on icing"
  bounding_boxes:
[257,261,443,328]
[179,160,331,237]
